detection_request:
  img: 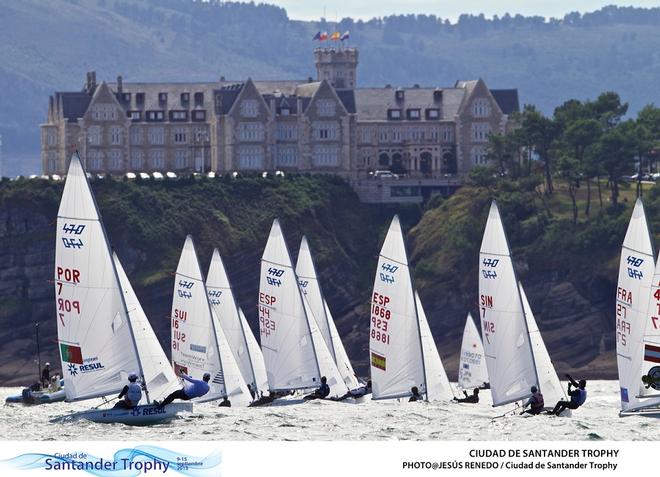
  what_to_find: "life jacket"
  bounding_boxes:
[531,391,544,409]
[574,389,587,406]
[126,382,142,405]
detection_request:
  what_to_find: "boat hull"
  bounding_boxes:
[619,408,660,418]
[52,402,193,426]
[5,388,66,405]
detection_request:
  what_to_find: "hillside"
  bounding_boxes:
[2,1,660,175]
[1,173,654,385]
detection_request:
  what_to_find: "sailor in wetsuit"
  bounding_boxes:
[409,386,422,402]
[304,376,330,400]
[521,386,544,415]
[114,372,142,409]
[41,363,51,388]
[156,372,211,409]
[454,388,480,404]
[332,380,372,401]
[549,378,587,415]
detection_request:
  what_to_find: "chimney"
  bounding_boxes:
[433,88,443,103]
[220,76,226,82]
[117,75,123,94]
[307,76,313,83]
[395,88,404,102]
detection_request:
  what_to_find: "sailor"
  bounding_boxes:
[114,373,142,409]
[247,383,256,400]
[521,386,544,415]
[409,386,422,402]
[41,363,51,388]
[303,376,330,400]
[219,396,231,407]
[332,380,372,401]
[156,372,211,409]
[248,391,277,407]
[48,374,62,393]
[453,388,480,404]
[549,378,587,415]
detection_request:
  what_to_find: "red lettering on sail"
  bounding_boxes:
[617,287,632,305]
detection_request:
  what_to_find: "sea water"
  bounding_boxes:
[0,381,655,441]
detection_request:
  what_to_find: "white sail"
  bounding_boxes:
[325,300,360,389]
[519,283,565,406]
[171,236,250,404]
[206,249,266,397]
[55,154,141,401]
[458,314,489,390]
[296,236,359,389]
[478,201,537,406]
[113,253,180,402]
[238,307,269,397]
[370,216,425,400]
[640,265,660,403]
[415,292,453,401]
[617,198,657,411]
[259,219,346,395]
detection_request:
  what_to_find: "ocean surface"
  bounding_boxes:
[0,381,655,441]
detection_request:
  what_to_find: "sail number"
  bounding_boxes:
[651,289,660,330]
[172,309,187,351]
[616,287,632,346]
[259,293,277,337]
[55,267,82,327]
[371,293,392,345]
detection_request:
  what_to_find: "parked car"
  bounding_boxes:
[372,170,399,180]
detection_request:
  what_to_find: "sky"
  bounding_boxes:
[261,0,660,21]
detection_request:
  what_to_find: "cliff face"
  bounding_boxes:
[0,176,632,386]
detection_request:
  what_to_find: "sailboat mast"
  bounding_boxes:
[35,322,41,386]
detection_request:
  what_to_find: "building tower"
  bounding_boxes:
[314,47,359,89]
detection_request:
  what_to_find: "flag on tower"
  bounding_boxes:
[330,31,341,41]
[313,31,321,40]
[319,31,329,41]
[340,31,350,41]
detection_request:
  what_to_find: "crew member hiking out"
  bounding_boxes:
[156,372,211,409]
[521,386,544,415]
[331,380,372,401]
[113,373,142,409]
[304,376,330,401]
[454,388,479,404]
[409,386,422,402]
[549,376,587,416]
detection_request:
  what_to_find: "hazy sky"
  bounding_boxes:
[263,1,659,21]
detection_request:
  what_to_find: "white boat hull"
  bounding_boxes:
[5,388,66,405]
[52,402,193,426]
[619,407,660,418]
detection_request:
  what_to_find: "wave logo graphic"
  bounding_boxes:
[1,445,221,476]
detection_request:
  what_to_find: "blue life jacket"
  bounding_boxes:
[571,388,587,406]
[182,376,210,398]
[318,383,330,398]
[126,382,142,405]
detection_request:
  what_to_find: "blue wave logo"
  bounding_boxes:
[1,445,221,476]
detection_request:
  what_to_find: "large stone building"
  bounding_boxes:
[41,48,518,199]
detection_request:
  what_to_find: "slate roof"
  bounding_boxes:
[490,89,520,115]
[354,87,465,121]
[56,92,92,122]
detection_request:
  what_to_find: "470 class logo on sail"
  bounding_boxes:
[626,255,644,280]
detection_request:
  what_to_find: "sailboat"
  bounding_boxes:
[171,237,251,406]
[457,313,489,390]
[53,154,189,425]
[295,236,359,390]
[616,198,660,417]
[369,215,453,401]
[478,201,564,411]
[206,248,268,399]
[258,219,348,398]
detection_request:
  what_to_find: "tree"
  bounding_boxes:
[520,105,560,194]
[596,121,637,206]
[485,133,517,176]
[563,119,601,214]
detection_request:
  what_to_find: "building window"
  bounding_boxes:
[237,146,263,169]
[122,93,131,103]
[128,110,141,121]
[130,127,143,145]
[146,110,165,122]
[173,127,188,144]
[472,99,491,118]
[193,127,208,142]
[312,145,340,166]
[136,93,145,106]
[407,109,421,120]
[236,122,264,141]
[472,123,491,142]
[430,128,440,141]
[130,150,144,170]
[46,129,57,146]
[442,127,452,142]
[175,149,189,169]
[158,92,168,104]
[88,150,103,170]
[276,146,297,166]
[240,100,259,118]
[109,150,123,170]
[472,146,487,165]
[276,123,297,141]
[170,110,188,122]
[192,110,206,122]
[387,109,402,120]
[379,129,388,142]
[194,92,204,107]
[46,151,56,172]
[426,109,440,120]
[148,127,164,145]
[109,126,122,145]
[391,128,401,142]
[181,93,190,106]
[279,108,290,116]
[316,99,336,117]
[91,104,117,121]
[88,126,101,145]
[312,121,339,140]
[149,149,165,169]
[360,127,371,143]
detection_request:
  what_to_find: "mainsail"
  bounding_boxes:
[206,249,268,397]
[296,237,359,389]
[171,236,250,405]
[55,154,142,402]
[519,283,565,406]
[617,198,656,411]
[415,292,453,401]
[458,313,489,390]
[478,201,537,406]
[370,215,425,400]
[259,219,347,396]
